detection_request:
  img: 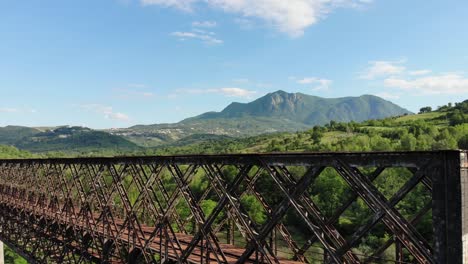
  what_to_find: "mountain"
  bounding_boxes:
[13,126,140,153]
[111,91,411,146]
[189,91,410,124]
[0,91,412,151]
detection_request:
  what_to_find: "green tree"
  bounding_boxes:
[370,135,393,151]
[400,133,417,151]
[419,106,432,114]
[432,129,458,150]
[241,195,266,225]
[310,126,324,145]
[458,134,468,149]
[448,109,466,126]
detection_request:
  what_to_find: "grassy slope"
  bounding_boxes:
[394,111,444,122]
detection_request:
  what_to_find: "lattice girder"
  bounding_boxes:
[0,151,465,263]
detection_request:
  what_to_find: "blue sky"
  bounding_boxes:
[1,0,467,128]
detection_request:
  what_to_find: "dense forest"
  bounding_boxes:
[0,100,466,263]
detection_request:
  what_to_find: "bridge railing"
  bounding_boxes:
[0,151,466,263]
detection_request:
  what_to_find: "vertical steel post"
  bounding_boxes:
[0,240,4,264]
[432,150,466,264]
[461,151,468,264]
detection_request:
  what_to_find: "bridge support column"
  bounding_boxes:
[432,151,467,264]
[461,152,468,264]
[0,240,4,264]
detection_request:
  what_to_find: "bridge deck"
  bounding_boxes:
[4,197,301,264]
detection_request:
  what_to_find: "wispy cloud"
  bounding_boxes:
[232,78,272,88]
[171,31,223,45]
[359,60,406,80]
[114,89,154,99]
[112,84,155,99]
[0,107,37,113]
[294,76,332,91]
[142,0,372,37]
[80,104,131,122]
[375,92,400,99]
[192,20,217,28]
[141,0,196,12]
[0,108,19,113]
[127,83,148,88]
[178,87,257,98]
[409,70,431,76]
[384,73,468,95]
[360,59,468,95]
[234,18,255,30]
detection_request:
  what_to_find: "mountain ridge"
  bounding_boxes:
[110,91,411,146]
[183,91,411,124]
[0,91,412,150]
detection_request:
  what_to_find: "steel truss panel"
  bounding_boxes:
[0,151,465,263]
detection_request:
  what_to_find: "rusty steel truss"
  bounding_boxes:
[0,151,466,263]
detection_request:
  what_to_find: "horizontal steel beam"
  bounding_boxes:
[0,150,461,167]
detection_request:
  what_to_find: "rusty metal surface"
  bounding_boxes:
[0,150,464,263]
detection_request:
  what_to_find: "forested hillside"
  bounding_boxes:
[147,100,467,155]
[0,100,466,263]
[0,126,41,145]
[3,126,141,154]
[3,99,464,157]
[110,91,411,146]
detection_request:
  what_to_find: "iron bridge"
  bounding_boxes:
[0,151,466,263]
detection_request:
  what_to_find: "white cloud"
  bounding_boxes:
[375,92,400,99]
[171,31,223,44]
[361,59,468,95]
[108,112,131,121]
[0,107,37,113]
[384,73,468,95]
[219,87,257,97]
[409,70,431,76]
[141,0,197,11]
[142,0,372,37]
[234,18,255,30]
[113,84,155,99]
[192,20,217,27]
[192,28,215,35]
[167,93,178,99]
[0,108,19,113]
[179,87,257,98]
[255,82,272,88]
[296,77,332,91]
[80,104,131,122]
[359,60,406,80]
[127,83,148,88]
[114,88,155,99]
[232,78,272,88]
